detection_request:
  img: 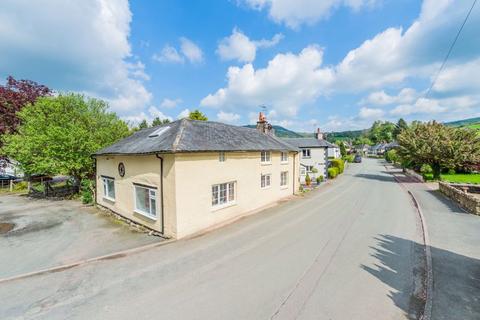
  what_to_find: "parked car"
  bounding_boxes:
[354,154,362,163]
[0,174,17,181]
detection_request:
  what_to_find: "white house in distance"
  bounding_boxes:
[93,115,300,239]
[282,129,331,184]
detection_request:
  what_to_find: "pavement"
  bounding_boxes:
[390,167,480,320]
[0,195,161,279]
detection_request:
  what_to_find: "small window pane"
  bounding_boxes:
[135,187,150,214]
[228,183,235,201]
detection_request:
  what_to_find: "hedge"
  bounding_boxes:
[328,167,339,179]
[330,159,345,174]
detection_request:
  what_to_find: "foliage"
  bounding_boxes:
[339,141,347,157]
[1,94,130,182]
[316,175,324,184]
[138,119,149,129]
[393,118,408,138]
[328,167,339,179]
[367,121,396,144]
[305,173,311,186]
[353,136,373,146]
[420,164,433,174]
[311,167,318,174]
[188,109,208,121]
[152,117,170,126]
[397,121,480,180]
[385,149,399,163]
[13,181,28,191]
[81,179,94,204]
[343,154,355,163]
[330,158,345,174]
[0,76,51,145]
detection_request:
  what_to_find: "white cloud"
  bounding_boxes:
[122,106,173,126]
[0,0,152,113]
[360,88,418,106]
[217,111,241,123]
[177,108,191,119]
[201,45,335,117]
[152,45,184,63]
[216,28,283,63]
[358,107,385,119]
[180,37,203,63]
[160,98,183,108]
[433,58,480,94]
[241,0,379,29]
[390,98,446,116]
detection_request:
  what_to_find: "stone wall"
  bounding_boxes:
[404,168,425,182]
[439,182,480,215]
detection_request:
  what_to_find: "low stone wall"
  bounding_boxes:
[404,168,425,182]
[439,182,480,215]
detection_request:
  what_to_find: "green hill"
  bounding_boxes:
[244,125,303,138]
[445,117,480,129]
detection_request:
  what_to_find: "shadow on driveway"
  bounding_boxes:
[362,234,480,320]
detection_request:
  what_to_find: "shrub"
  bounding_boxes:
[328,167,339,179]
[13,181,28,191]
[385,149,398,163]
[316,175,324,184]
[330,159,345,174]
[343,155,354,163]
[81,179,94,204]
[311,167,318,174]
[420,164,433,174]
[305,173,311,186]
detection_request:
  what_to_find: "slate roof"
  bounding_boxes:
[281,138,337,149]
[94,118,299,155]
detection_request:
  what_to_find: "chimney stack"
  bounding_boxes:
[256,112,275,136]
[314,128,324,140]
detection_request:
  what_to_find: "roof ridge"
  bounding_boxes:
[172,118,188,152]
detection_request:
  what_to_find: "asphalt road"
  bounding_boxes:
[0,159,426,320]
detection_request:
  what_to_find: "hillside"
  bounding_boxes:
[445,117,480,129]
[244,125,303,138]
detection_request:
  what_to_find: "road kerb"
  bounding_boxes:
[387,166,433,320]
[0,238,176,285]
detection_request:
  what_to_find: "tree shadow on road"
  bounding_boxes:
[354,173,395,182]
[361,234,480,320]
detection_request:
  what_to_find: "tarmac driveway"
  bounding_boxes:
[0,194,161,279]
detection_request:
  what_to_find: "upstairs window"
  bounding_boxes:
[102,176,115,201]
[219,151,226,162]
[302,149,311,158]
[281,152,288,163]
[261,151,271,163]
[280,171,288,186]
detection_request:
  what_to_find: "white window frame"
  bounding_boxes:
[102,176,115,201]
[261,174,272,189]
[306,165,314,173]
[133,184,158,220]
[261,151,271,164]
[219,151,226,162]
[300,167,306,176]
[302,149,311,159]
[212,181,236,209]
[281,152,288,163]
[280,171,288,187]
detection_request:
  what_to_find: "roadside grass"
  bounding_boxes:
[424,173,480,184]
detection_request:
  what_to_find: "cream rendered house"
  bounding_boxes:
[93,117,299,239]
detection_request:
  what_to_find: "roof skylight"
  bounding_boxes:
[148,126,170,138]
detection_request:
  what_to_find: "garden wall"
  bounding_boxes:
[404,168,425,182]
[439,182,480,215]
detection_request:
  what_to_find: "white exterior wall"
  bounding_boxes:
[299,147,328,183]
[328,147,341,159]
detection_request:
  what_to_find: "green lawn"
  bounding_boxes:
[424,173,480,184]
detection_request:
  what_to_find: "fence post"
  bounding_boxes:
[10,179,13,192]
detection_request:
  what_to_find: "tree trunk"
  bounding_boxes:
[432,163,441,180]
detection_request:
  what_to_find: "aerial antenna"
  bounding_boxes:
[259,105,267,113]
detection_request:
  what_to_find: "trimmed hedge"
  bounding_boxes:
[316,175,324,184]
[328,167,339,179]
[330,158,345,174]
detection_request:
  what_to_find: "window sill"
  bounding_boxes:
[211,202,236,212]
[103,196,115,203]
[302,157,311,159]
[134,209,157,221]
[280,185,288,190]
[261,162,272,166]
[261,185,272,190]
[280,161,289,165]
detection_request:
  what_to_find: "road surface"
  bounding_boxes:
[0,159,426,319]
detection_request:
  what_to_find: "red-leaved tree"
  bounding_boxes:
[0,76,52,141]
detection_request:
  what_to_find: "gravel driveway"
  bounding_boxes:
[0,195,161,278]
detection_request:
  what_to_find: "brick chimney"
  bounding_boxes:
[314,128,324,140]
[256,112,275,135]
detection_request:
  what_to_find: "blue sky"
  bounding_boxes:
[1,0,479,132]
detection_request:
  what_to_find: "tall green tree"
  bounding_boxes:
[188,109,208,121]
[393,118,408,139]
[152,117,171,126]
[397,121,480,179]
[1,94,129,183]
[138,119,149,129]
[339,141,347,157]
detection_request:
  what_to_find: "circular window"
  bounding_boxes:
[118,162,125,177]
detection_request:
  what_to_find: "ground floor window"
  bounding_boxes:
[102,176,115,200]
[261,174,271,188]
[134,184,157,219]
[212,182,235,206]
[280,171,288,186]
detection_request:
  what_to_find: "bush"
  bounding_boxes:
[330,159,345,174]
[81,179,94,204]
[316,175,324,184]
[420,164,433,174]
[343,154,354,163]
[328,167,339,179]
[311,167,318,174]
[305,173,312,186]
[385,149,399,163]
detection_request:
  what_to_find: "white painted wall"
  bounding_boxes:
[299,147,328,183]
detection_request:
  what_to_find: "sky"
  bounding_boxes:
[0,0,479,132]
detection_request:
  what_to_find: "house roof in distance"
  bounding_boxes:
[94,118,299,156]
[281,138,337,149]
